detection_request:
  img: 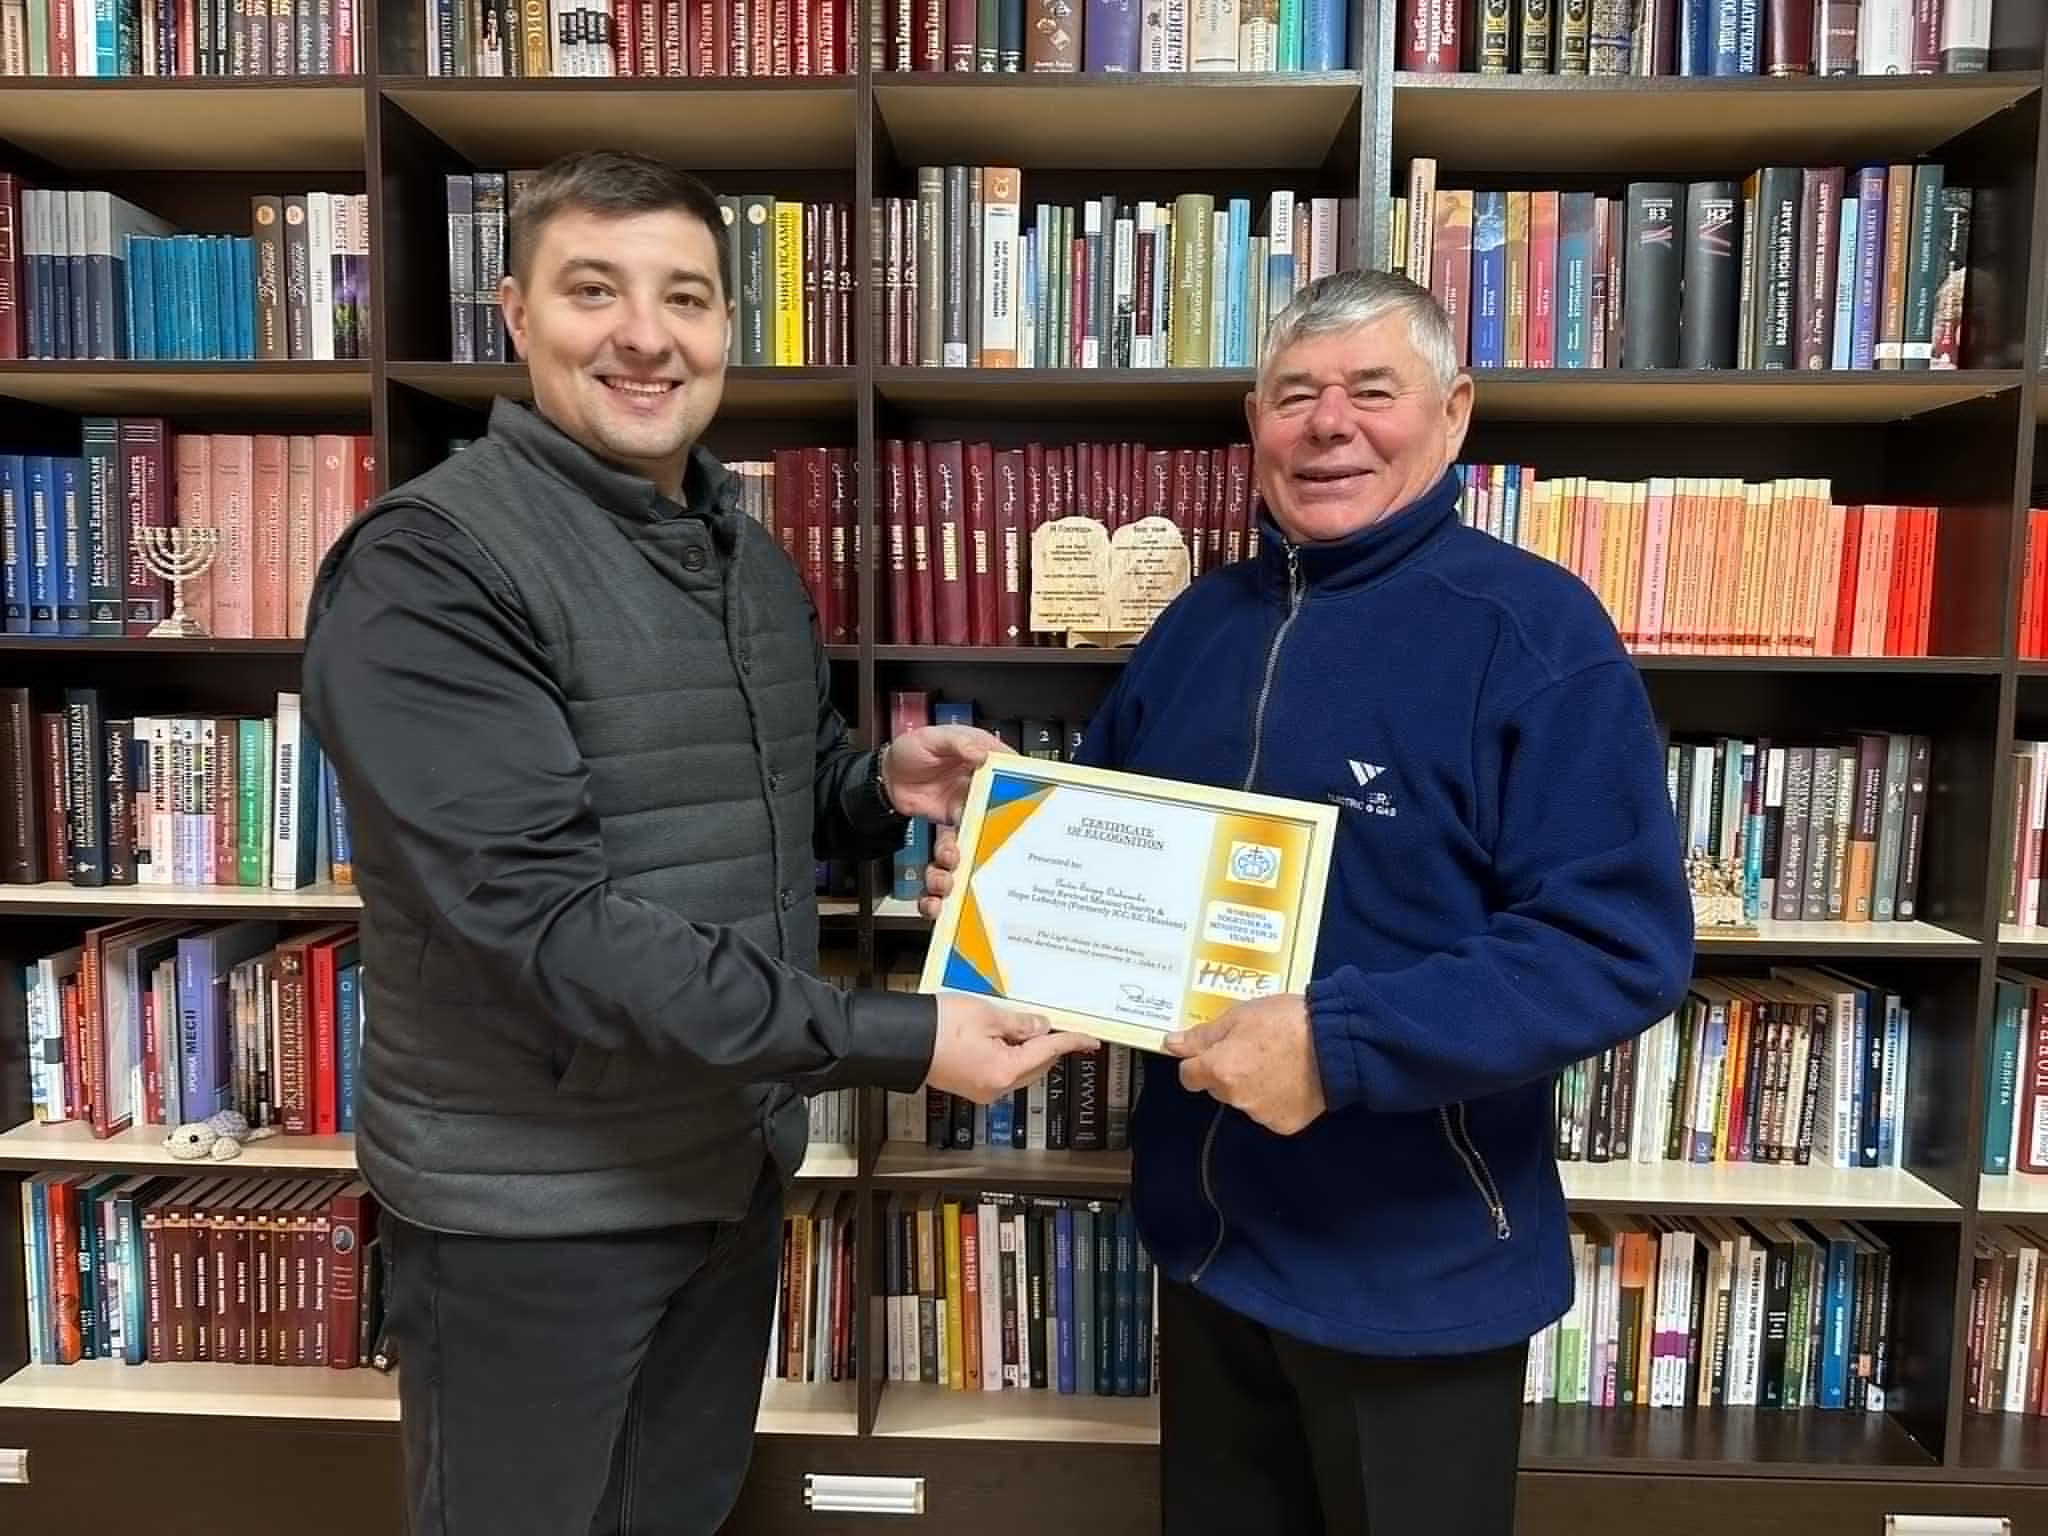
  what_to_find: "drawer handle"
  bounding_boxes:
[1886,1521,2011,1535]
[0,1449,26,1486]
[803,1473,924,1516]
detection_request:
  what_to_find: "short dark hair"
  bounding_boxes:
[505,149,731,298]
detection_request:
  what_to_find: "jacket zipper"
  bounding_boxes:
[1191,543,1304,1286]
[1441,1101,1512,1241]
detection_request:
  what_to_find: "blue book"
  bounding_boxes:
[1470,191,1506,368]
[54,456,87,636]
[1,454,26,633]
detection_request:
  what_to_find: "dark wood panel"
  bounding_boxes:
[1516,1469,2048,1534]
[0,1409,406,1534]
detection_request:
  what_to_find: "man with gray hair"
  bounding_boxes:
[925,268,1694,1530]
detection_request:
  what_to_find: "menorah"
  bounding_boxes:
[136,525,223,638]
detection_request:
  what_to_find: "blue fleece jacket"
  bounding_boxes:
[1073,464,1695,1358]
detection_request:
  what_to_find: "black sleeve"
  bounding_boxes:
[300,504,938,1096]
[808,633,909,862]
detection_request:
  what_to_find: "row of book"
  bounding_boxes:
[1667,731,1932,927]
[873,0,1352,73]
[881,172,1353,369]
[0,688,347,893]
[1559,964,1914,1174]
[1524,1214,1894,1412]
[880,1190,1157,1397]
[1967,1223,2048,1416]
[424,0,856,77]
[876,942,1142,1155]
[1983,971,2048,1178]
[1,425,376,641]
[1395,160,1972,373]
[0,0,364,75]
[1401,0,1995,76]
[444,171,853,366]
[2015,508,2048,660]
[18,1170,384,1370]
[774,1189,856,1384]
[2002,747,2048,935]
[21,918,362,1137]
[5,182,373,363]
[875,436,1255,647]
[1457,467,1941,659]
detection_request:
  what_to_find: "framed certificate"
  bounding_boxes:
[919,754,1339,1053]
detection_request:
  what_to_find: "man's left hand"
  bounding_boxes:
[1166,994,1327,1136]
[882,725,1006,824]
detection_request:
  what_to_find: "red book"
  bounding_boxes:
[928,440,970,645]
[994,448,1027,646]
[828,446,854,643]
[908,440,936,644]
[884,439,912,643]
[966,441,997,645]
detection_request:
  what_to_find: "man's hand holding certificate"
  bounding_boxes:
[917,754,1337,1066]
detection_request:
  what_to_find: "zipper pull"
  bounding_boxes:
[1492,1205,1511,1241]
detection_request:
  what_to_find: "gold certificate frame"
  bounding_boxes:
[919,753,1339,1053]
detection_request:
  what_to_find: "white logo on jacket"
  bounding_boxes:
[1331,760,1397,817]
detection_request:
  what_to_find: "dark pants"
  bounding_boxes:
[381,1164,785,1536]
[1159,1275,1528,1535]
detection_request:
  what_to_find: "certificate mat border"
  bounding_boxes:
[917,753,1339,1054]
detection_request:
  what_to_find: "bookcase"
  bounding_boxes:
[12,0,2048,1526]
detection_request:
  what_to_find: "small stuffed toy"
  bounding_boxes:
[163,1109,278,1161]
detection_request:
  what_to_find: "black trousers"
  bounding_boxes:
[380,1164,785,1536]
[1158,1275,1528,1535]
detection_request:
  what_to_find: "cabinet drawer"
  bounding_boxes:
[1518,1473,2048,1536]
[0,1410,404,1534]
[729,1435,1158,1536]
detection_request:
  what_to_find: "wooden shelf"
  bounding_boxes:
[0,362,374,413]
[1521,1403,1941,1481]
[0,880,360,918]
[2000,923,2048,956]
[1466,368,2019,423]
[872,72,1364,170]
[1978,1172,2048,1217]
[1689,918,1979,957]
[386,361,860,418]
[871,1382,1159,1443]
[874,366,1258,417]
[1559,1159,1958,1219]
[874,1144,1135,1193]
[0,79,368,170]
[0,1359,857,1434]
[0,636,308,655]
[378,77,859,170]
[0,1120,862,1182]
[1391,69,2042,175]
[0,1359,399,1421]
[1957,1413,2048,1485]
[0,1119,356,1172]
[871,645,1133,666]
[872,366,2017,421]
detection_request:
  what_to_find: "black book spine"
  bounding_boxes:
[1622,181,1682,369]
[1681,179,1740,369]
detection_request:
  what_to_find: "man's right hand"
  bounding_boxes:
[925,993,1097,1103]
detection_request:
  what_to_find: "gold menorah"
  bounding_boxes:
[137,525,223,638]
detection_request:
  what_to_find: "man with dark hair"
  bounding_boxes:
[301,148,1088,1536]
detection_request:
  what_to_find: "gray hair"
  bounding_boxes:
[1257,268,1460,396]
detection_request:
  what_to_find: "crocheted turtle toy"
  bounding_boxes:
[163,1109,279,1161]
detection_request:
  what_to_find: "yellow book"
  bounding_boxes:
[773,200,804,366]
[942,1198,965,1391]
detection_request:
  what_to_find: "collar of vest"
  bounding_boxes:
[486,396,739,525]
